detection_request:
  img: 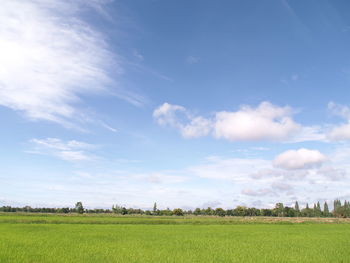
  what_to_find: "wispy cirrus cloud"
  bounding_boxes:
[29,138,97,162]
[0,0,143,129]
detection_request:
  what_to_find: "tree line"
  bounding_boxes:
[1,200,350,218]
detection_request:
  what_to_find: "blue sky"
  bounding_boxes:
[1,0,350,209]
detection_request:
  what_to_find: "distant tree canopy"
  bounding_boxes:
[75,202,84,214]
[2,200,350,218]
[172,208,184,216]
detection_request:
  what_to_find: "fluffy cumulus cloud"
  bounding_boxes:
[154,101,301,141]
[213,102,300,141]
[29,138,96,162]
[273,148,327,170]
[327,102,350,141]
[0,0,141,128]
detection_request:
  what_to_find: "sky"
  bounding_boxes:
[1,0,350,210]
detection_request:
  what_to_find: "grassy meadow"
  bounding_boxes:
[1,213,350,262]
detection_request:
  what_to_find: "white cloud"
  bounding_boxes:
[287,126,326,143]
[153,103,186,126]
[57,151,92,162]
[0,0,142,128]
[153,102,211,138]
[318,166,345,181]
[31,138,94,151]
[8,146,350,208]
[180,117,212,138]
[271,181,293,191]
[273,148,327,170]
[327,102,350,141]
[214,102,300,141]
[154,101,303,141]
[328,123,350,141]
[29,138,96,162]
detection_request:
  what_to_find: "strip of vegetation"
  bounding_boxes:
[1,199,350,218]
[1,214,350,225]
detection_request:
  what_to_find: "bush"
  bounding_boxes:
[173,208,184,216]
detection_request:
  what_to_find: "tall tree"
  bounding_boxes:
[295,201,300,216]
[274,203,284,217]
[75,202,84,214]
[302,203,312,217]
[153,202,158,215]
[333,200,342,217]
[314,202,321,217]
[313,203,317,217]
[317,201,321,212]
[323,202,330,217]
[344,201,350,218]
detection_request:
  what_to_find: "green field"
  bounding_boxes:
[1,213,350,262]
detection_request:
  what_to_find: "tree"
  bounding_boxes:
[145,210,152,215]
[274,203,284,217]
[233,206,247,216]
[215,208,226,217]
[314,201,322,217]
[312,203,321,217]
[284,206,296,217]
[323,201,330,217]
[121,207,128,215]
[261,209,272,216]
[344,201,350,218]
[61,207,69,214]
[193,208,202,216]
[246,207,260,216]
[226,209,234,216]
[75,202,84,214]
[301,203,312,217]
[333,200,342,217]
[159,208,172,216]
[153,202,158,215]
[204,207,214,215]
[112,205,122,214]
[295,201,300,217]
[173,208,184,216]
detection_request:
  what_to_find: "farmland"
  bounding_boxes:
[1,213,350,262]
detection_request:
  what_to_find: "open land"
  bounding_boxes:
[1,213,350,262]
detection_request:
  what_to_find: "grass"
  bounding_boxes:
[1,213,350,262]
[1,212,350,224]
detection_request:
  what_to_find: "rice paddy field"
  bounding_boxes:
[1,213,350,263]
